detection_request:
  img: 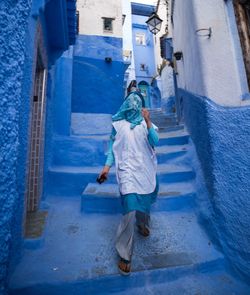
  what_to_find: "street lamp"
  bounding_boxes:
[146,12,163,35]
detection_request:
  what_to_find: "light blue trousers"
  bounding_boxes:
[115,210,150,261]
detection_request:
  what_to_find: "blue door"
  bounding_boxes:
[138,81,150,108]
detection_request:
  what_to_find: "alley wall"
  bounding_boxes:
[171,0,250,282]
[173,0,249,106]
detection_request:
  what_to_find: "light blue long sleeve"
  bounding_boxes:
[148,127,159,147]
[105,125,159,167]
[105,127,116,167]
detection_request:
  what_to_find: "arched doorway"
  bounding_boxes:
[138,81,150,108]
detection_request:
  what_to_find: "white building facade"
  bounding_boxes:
[168,0,250,282]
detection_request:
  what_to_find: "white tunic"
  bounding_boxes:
[112,120,157,195]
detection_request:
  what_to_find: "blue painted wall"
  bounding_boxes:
[71,35,125,114]
[150,80,161,109]
[52,48,74,136]
[180,89,250,281]
[0,2,33,293]
[0,0,76,293]
[132,17,156,85]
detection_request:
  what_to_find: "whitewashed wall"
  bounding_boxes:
[77,0,123,38]
[155,0,173,70]
[122,0,136,84]
[172,0,249,106]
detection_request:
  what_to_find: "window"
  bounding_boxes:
[135,33,146,45]
[103,17,114,32]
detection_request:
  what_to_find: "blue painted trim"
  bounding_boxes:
[180,88,250,281]
[132,23,148,30]
[131,2,155,17]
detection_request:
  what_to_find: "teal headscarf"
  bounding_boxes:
[112,92,143,129]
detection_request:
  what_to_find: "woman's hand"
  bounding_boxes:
[97,165,110,184]
[142,108,152,128]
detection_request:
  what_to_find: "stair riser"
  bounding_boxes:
[158,171,195,183]
[158,125,184,133]
[46,170,195,197]
[51,137,188,167]
[158,136,189,146]
[81,193,196,214]
[52,137,108,167]
[53,153,107,167]
[157,151,187,163]
[9,259,225,295]
[51,150,187,167]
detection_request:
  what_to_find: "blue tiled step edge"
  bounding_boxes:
[81,182,196,214]
[158,130,189,146]
[46,164,195,197]
[10,258,242,295]
[156,144,188,163]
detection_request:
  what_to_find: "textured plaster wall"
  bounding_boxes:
[181,89,250,281]
[77,0,123,38]
[53,48,73,136]
[160,65,175,113]
[72,35,125,113]
[122,0,136,85]
[173,0,249,106]
[155,0,173,69]
[0,1,32,293]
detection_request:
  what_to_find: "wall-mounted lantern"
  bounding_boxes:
[174,51,183,61]
[146,12,163,35]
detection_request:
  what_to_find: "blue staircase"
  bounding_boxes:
[9,111,250,294]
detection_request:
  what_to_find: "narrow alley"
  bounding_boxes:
[8,112,250,294]
[1,0,250,294]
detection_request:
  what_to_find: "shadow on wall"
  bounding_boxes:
[72,58,125,114]
[181,89,250,282]
[150,80,161,109]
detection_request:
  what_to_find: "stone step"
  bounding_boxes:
[81,181,196,214]
[51,134,188,167]
[71,113,112,136]
[51,135,109,167]
[46,164,195,197]
[158,130,189,146]
[157,124,185,134]
[115,266,250,295]
[11,259,241,295]
[156,144,188,163]
[9,198,229,294]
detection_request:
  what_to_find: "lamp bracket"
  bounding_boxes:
[195,27,212,38]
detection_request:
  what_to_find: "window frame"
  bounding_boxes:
[102,17,115,33]
[135,32,146,46]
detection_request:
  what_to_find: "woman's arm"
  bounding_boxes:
[105,128,116,167]
[99,127,116,181]
[142,108,159,147]
[148,127,159,146]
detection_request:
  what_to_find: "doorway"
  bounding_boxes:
[25,50,47,237]
[138,81,150,108]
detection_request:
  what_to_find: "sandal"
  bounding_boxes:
[137,225,150,237]
[118,258,131,276]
